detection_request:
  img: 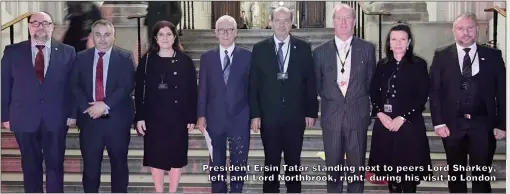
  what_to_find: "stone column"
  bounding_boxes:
[192,2,212,29]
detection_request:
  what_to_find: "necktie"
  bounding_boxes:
[95,52,106,101]
[35,45,45,82]
[277,42,285,72]
[223,50,231,84]
[462,48,472,78]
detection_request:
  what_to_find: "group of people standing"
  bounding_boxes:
[1,3,505,194]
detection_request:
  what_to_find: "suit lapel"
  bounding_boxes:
[266,38,280,74]
[43,40,60,85]
[324,39,343,95]
[106,47,119,97]
[476,44,488,78]
[21,41,39,83]
[213,47,226,88]
[86,48,95,98]
[347,37,362,96]
[287,36,298,76]
[226,46,241,87]
[449,44,462,77]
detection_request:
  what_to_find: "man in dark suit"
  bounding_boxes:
[1,12,76,193]
[249,7,318,193]
[429,13,506,193]
[197,15,252,193]
[71,19,135,193]
[312,4,376,193]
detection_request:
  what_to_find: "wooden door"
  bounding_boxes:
[298,1,326,28]
[211,1,241,29]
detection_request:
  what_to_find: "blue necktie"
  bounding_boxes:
[277,42,284,72]
[223,50,231,84]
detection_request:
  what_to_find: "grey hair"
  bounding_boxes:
[215,15,237,29]
[270,6,294,21]
[332,3,356,19]
[91,19,115,32]
[454,12,478,26]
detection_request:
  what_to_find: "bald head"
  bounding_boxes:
[28,12,54,43]
[333,4,356,19]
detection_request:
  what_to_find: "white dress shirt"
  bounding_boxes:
[434,42,480,130]
[274,35,291,73]
[334,35,353,96]
[456,43,479,76]
[219,43,235,69]
[31,39,52,76]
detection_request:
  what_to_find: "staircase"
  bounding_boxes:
[1,7,507,193]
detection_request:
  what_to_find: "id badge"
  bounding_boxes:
[384,104,393,113]
[277,72,288,80]
[158,83,168,90]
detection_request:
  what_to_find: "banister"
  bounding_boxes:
[1,12,33,31]
[351,2,392,60]
[484,6,506,49]
[484,6,506,17]
[127,13,146,20]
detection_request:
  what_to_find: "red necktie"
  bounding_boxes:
[95,52,106,101]
[35,45,45,82]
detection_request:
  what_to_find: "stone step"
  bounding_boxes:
[2,151,506,180]
[1,172,506,193]
[1,129,506,154]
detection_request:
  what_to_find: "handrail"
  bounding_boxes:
[484,6,506,49]
[127,13,146,20]
[1,12,33,31]
[484,6,506,17]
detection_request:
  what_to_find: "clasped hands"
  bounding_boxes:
[86,101,108,119]
[377,112,404,132]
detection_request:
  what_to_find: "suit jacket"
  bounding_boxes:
[249,35,318,125]
[1,40,76,132]
[429,44,506,131]
[71,46,135,128]
[198,45,251,134]
[313,37,376,131]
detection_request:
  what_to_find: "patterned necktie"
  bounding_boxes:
[462,48,472,78]
[96,52,106,101]
[223,50,231,84]
[35,45,45,83]
[277,42,285,72]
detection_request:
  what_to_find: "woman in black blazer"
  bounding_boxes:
[367,23,432,193]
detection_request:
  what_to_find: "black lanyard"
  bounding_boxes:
[333,40,353,73]
[275,42,290,73]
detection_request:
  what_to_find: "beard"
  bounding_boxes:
[33,31,50,42]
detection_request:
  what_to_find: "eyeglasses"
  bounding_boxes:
[29,21,53,28]
[217,28,235,34]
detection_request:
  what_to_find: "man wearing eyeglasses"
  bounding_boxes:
[197,15,252,193]
[249,7,318,193]
[1,12,77,193]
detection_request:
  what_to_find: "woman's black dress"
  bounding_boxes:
[368,56,432,180]
[134,51,198,170]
